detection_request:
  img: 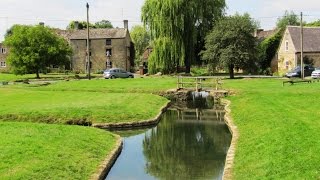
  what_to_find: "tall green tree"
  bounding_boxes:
[276,10,300,31]
[4,25,72,78]
[130,25,150,65]
[201,14,257,79]
[142,0,226,74]
[94,20,113,28]
[67,20,113,30]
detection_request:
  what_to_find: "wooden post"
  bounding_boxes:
[196,77,198,92]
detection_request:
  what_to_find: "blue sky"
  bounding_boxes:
[0,0,319,41]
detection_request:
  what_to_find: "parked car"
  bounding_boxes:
[311,67,320,79]
[285,65,315,78]
[103,68,134,79]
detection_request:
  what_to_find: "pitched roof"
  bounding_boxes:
[54,28,128,40]
[256,29,277,41]
[288,26,320,52]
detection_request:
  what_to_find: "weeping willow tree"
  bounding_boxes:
[142,0,226,74]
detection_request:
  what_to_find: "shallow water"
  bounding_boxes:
[107,94,231,180]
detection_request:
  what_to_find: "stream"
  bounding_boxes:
[107,92,231,180]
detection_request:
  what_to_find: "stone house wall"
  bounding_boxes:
[0,44,9,72]
[277,29,297,75]
[70,32,132,73]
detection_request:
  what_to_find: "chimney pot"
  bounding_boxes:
[74,21,79,30]
[124,20,128,29]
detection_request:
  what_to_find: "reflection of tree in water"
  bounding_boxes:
[186,93,215,109]
[143,110,231,180]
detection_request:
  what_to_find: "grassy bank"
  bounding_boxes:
[0,88,169,124]
[33,77,176,93]
[0,122,117,179]
[224,78,320,179]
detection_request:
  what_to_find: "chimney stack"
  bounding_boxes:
[74,21,79,30]
[39,22,45,26]
[124,20,128,29]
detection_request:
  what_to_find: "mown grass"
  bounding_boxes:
[0,75,174,179]
[0,122,117,179]
[0,73,100,82]
[35,76,176,93]
[0,88,169,124]
[223,78,320,179]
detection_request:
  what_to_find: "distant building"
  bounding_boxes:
[57,20,134,73]
[0,43,8,72]
[277,26,320,75]
[254,29,277,42]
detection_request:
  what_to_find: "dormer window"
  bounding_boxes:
[285,40,289,51]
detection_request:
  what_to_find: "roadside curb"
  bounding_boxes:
[92,101,171,129]
[222,99,239,180]
[90,135,123,180]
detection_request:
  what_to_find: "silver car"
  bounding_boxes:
[311,68,320,79]
[103,68,134,79]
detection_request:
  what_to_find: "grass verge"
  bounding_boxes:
[0,122,117,179]
[0,88,169,124]
[224,78,320,179]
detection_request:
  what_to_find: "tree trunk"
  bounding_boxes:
[185,59,191,74]
[229,64,235,79]
[36,70,40,79]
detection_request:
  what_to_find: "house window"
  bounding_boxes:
[106,39,112,45]
[106,49,112,56]
[0,48,6,54]
[85,39,92,46]
[0,61,6,67]
[285,61,289,70]
[285,41,289,51]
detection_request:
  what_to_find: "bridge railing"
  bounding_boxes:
[177,76,223,91]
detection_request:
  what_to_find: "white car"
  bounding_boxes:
[311,68,320,79]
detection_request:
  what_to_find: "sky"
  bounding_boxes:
[0,0,320,41]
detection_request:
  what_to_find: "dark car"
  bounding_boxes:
[103,68,134,79]
[285,65,315,78]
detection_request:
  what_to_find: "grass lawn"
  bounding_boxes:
[34,76,177,93]
[0,73,99,82]
[0,88,169,124]
[224,78,320,179]
[0,122,117,179]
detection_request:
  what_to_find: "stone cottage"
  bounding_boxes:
[277,26,320,75]
[57,20,134,73]
[0,43,8,72]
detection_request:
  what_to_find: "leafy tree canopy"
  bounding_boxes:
[305,19,320,27]
[276,10,300,31]
[4,25,72,78]
[94,20,113,28]
[201,13,257,79]
[142,0,226,74]
[130,25,150,65]
[67,20,113,30]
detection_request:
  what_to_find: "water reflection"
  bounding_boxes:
[107,94,231,180]
[143,110,230,180]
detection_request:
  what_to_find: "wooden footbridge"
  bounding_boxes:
[176,76,228,97]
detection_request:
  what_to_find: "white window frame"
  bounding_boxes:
[285,40,289,52]
[0,61,6,67]
[0,48,6,54]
